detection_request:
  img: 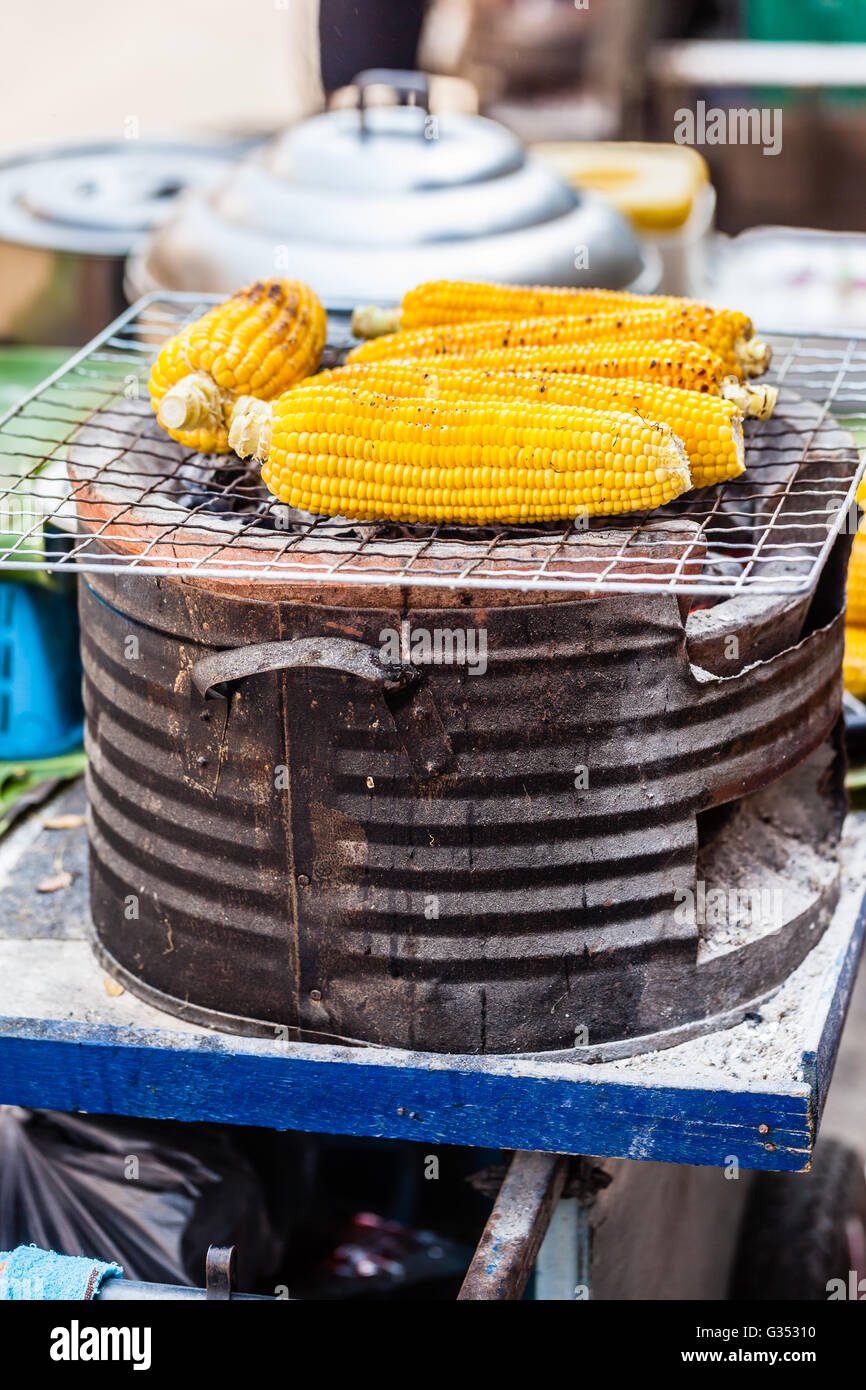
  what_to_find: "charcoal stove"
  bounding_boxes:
[3,296,865,1058]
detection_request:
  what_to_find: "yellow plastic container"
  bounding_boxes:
[531,142,714,295]
[532,142,708,230]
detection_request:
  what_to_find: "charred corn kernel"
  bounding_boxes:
[353,282,757,349]
[231,391,692,525]
[848,532,866,626]
[149,279,326,453]
[844,625,866,698]
[306,361,746,487]
[347,307,765,378]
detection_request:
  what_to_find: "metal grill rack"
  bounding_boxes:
[1,291,864,596]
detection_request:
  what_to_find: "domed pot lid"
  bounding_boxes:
[131,70,656,302]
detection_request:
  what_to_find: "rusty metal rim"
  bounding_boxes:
[90,931,387,1049]
[88,920,812,1062]
[68,510,704,606]
[528,983,785,1063]
[78,563,814,660]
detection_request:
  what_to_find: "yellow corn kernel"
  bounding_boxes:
[237,391,692,526]
[306,361,746,488]
[848,532,866,626]
[347,306,766,379]
[149,279,326,453]
[844,624,866,698]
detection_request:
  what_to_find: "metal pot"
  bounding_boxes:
[128,70,658,304]
[0,140,250,345]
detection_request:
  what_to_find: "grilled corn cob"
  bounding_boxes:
[355,281,753,334]
[351,284,640,336]
[228,391,692,525]
[308,361,746,487]
[349,337,725,392]
[353,280,767,371]
[347,307,767,378]
[421,344,777,417]
[352,281,655,336]
[848,532,866,626]
[149,279,326,453]
[844,625,866,698]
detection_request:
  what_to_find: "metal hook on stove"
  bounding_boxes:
[190,636,418,701]
[205,1244,237,1300]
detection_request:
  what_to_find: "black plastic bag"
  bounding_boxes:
[0,1107,282,1288]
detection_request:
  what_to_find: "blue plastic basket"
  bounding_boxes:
[0,580,84,761]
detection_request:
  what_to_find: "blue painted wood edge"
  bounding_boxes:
[802,887,866,1145]
[0,1015,812,1170]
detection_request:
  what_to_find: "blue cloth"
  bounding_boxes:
[0,1245,122,1300]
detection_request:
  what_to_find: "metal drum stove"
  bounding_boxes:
[5,296,864,1059]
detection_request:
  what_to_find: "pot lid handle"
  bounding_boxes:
[355,68,430,133]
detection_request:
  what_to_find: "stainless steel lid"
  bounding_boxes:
[130,71,657,302]
[0,140,250,257]
[275,79,525,192]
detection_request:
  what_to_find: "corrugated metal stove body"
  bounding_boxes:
[81,566,846,1055]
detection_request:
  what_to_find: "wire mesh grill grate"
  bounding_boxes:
[0,291,864,597]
